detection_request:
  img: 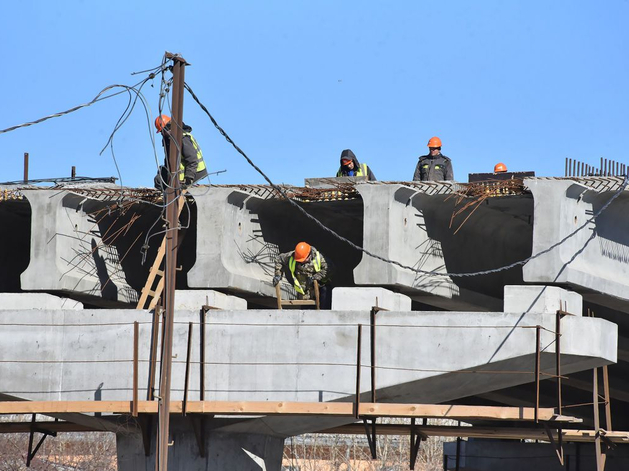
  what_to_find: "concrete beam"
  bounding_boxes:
[353,183,533,311]
[523,178,629,311]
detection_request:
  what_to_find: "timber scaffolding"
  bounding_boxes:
[0,305,621,471]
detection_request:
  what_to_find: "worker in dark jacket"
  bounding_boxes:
[154,114,208,190]
[336,149,376,181]
[273,242,332,308]
[413,136,454,182]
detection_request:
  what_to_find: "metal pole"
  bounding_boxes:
[535,325,541,423]
[157,52,187,471]
[133,321,139,417]
[183,322,193,416]
[565,158,569,177]
[370,308,377,403]
[71,166,76,179]
[355,324,362,419]
[593,368,602,471]
[556,311,562,414]
[23,153,29,183]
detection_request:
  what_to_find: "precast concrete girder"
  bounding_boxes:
[523,178,629,312]
[186,186,363,299]
[353,183,533,311]
[19,188,161,306]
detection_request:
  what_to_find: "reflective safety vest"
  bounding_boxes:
[179,132,207,181]
[336,163,368,178]
[288,251,321,295]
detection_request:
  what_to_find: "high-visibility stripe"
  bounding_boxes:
[178,132,207,181]
[288,251,321,295]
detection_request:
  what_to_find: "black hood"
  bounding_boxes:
[164,122,193,133]
[340,149,360,167]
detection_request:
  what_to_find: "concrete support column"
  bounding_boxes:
[116,417,285,471]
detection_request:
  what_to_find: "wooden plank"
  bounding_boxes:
[320,424,629,443]
[0,401,575,422]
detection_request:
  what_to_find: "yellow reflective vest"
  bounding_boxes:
[288,252,321,295]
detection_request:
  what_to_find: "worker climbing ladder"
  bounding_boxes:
[275,280,320,310]
[136,193,187,310]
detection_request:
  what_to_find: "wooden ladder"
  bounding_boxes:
[275,280,320,310]
[136,193,187,310]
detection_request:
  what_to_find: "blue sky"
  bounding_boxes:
[1,1,628,187]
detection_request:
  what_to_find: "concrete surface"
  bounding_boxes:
[117,417,284,471]
[352,183,533,311]
[174,289,247,310]
[503,285,583,316]
[0,293,83,309]
[523,178,629,312]
[0,308,615,405]
[331,287,411,311]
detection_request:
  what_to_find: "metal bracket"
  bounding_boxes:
[363,417,377,459]
[543,423,564,466]
[26,414,57,467]
[409,418,427,470]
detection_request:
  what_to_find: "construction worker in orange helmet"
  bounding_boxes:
[273,242,333,308]
[412,136,454,182]
[154,114,208,191]
[494,163,507,173]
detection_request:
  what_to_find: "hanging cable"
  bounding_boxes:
[184,82,629,278]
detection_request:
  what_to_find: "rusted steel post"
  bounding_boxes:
[200,307,207,401]
[535,325,541,423]
[593,368,603,470]
[148,309,161,400]
[71,166,76,179]
[603,365,612,431]
[183,322,193,416]
[555,311,562,414]
[600,157,604,176]
[355,324,362,419]
[23,153,29,183]
[370,308,377,403]
[133,321,139,417]
[157,52,187,471]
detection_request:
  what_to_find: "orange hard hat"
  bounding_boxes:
[494,162,507,173]
[341,158,353,165]
[294,242,311,262]
[155,114,171,133]
[427,136,442,148]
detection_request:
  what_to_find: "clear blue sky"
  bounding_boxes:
[2,1,628,187]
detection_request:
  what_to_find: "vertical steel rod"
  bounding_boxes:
[200,307,207,401]
[183,322,193,416]
[593,368,602,471]
[565,158,569,177]
[600,157,604,176]
[355,324,362,419]
[148,309,161,400]
[157,53,187,471]
[23,153,29,183]
[133,321,139,417]
[556,310,562,414]
[71,166,76,179]
[535,325,541,423]
[370,308,377,403]
[603,365,612,431]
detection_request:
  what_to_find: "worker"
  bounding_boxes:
[273,242,332,308]
[336,149,376,181]
[412,136,454,182]
[494,162,507,173]
[154,114,208,190]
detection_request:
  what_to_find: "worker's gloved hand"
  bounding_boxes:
[272,275,282,287]
[182,177,194,189]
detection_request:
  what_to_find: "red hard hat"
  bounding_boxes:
[427,136,442,148]
[155,114,171,133]
[494,162,507,173]
[294,242,311,262]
